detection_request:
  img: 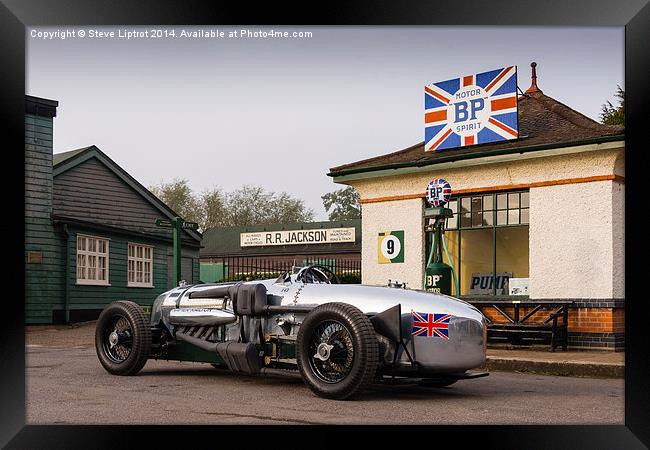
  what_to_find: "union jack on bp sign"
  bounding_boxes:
[424,66,518,152]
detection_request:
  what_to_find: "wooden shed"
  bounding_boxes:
[25,95,202,323]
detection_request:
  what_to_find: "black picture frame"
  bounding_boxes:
[2,1,648,448]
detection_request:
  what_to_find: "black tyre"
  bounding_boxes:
[95,301,151,376]
[296,302,379,400]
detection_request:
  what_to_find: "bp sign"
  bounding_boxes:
[424,66,518,151]
[378,230,404,264]
[426,178,452,207]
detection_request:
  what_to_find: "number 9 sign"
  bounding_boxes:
[378,231,404,264]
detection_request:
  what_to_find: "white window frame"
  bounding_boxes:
[127,243,154,288]
[76,234,110,286]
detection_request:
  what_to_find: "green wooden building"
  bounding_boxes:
[25,95,202,324]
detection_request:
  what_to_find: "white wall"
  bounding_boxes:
[349,146,623,200]
[612,182,625,298]
[347,146,624,297]
[529,180,622,299]
[361,198,424,288]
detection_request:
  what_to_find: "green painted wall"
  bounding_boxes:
[65,228,182,311]
[25,109,201,324]
[166,247,200,289]
[200,262,226,283]
[27,222,201,323]
[25,113,66,324]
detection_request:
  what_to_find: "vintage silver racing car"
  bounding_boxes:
[95,265,488,399]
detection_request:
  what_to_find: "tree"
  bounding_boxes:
[223,185,314,226]
[270,191,315,225]
[149,180,314,230]
[150,178,203,226]
[600,86,624,126]
[321,186,361,221]
[200,188,227,230]
[224,185,270,226]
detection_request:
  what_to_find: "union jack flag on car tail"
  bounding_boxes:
[411,311,452,339]
[424,66,518,152]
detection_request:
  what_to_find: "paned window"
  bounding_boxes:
[427,190,530,297]
[128,243,153,287]
[76,235,109,285]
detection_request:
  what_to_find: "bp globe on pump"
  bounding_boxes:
[426,178,452,207]
[424,178,455,296]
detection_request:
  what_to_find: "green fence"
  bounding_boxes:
[202,257,361,284]
[200,262,227,283]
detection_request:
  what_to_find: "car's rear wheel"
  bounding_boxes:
[95,301,151,375]
[296,302,378,400]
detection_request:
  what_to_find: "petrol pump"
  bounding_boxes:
[424,178,455,295]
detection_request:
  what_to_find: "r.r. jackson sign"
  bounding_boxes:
[240,227,356,247]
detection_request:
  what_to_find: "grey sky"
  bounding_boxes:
[27,26,623,220]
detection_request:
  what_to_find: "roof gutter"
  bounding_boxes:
[52,216,202,248]
[328,134,625,182]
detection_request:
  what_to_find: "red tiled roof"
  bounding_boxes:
[329,91,624,176]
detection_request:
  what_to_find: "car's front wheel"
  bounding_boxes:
[296,302,378,400]
[95,301,151,375]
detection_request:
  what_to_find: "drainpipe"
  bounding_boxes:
[62,224,70,323]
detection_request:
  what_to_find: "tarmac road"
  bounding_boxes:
[26,344,624,425]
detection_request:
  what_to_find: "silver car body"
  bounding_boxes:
[151,271,487,375]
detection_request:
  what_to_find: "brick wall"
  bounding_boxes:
[476,304,624,351]
[568,307,624,333]
[567,332,624,350]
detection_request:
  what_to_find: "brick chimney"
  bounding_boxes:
[524,62,543,96]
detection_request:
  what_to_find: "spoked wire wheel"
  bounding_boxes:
[297,302,378,400]
[95,301,151,376]
[308,320,355,383]
[101,314,133,364]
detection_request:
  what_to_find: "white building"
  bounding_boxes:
[328,64,624,350]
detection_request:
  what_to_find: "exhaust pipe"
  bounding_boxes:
[176,331,262,375]
[175,330,218,353]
